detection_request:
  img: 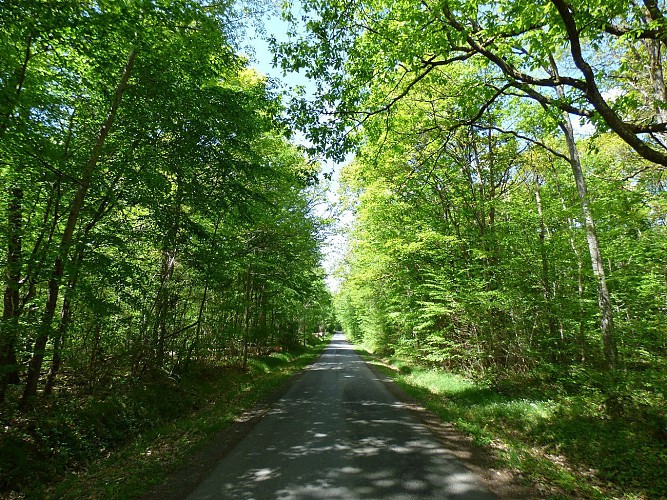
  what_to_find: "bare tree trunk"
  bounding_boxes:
[153,179,182,372]
[0,34,34,402]
[641,1,667,125]
[44,188,114,395]
[185,215,223,369]
[0,186,23,401]
[258,288,267,353]
[154,251,177,370]
[559,111,618,370]
[43,283,72,396]
[547,55,618,371]
[242,263,252,370]
[20,49,136,407]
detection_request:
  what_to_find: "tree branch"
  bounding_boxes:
[479,124,572,163]
[551,0,667,166]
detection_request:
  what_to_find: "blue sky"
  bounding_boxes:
[241,5,314,95]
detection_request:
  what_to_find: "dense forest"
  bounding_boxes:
[276,0,667,398]
[1,0,666,497]
[274,0,667,496]
[0,0,331,494]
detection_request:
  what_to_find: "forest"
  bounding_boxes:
[0,0,331,495]
[274,0,666,497]
[1,0,666,498]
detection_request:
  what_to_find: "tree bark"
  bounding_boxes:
[152,178,182,372]
[242,263,252,370]
[558,107,618,371]
[639,2,667,136]
[43,282,72,396]
[20,49,136,407]
[544,54,618,370]
[0,186,24,401]
[549,0,667,167]
[0,34,34,402]
[44,186,114,395]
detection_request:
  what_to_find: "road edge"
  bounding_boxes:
[360,353,546,499]
[141,343,331,500]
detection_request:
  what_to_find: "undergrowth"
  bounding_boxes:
[0,336,330,499]
[361,350,667,499]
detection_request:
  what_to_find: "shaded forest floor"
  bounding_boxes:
[0,336,331,499]
[358,349,667,499]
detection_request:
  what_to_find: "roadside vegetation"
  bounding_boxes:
[3,0,667,499]
[360,349,666,499]
[270,0,667,497]
[2,336,330,499]
[0,1,332,497]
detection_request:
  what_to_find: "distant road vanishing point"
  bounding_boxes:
[187,333,496,499]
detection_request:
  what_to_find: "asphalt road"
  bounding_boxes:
[186,333,496,499]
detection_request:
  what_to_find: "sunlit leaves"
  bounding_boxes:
[0,0,330,406]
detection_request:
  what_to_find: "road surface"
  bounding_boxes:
[187,333,496,499]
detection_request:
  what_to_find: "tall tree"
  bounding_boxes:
[277,0,667,165]
[276,0,667,373]
[1,0,331,407]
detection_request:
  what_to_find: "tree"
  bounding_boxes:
[278,0,667,165]
[275,0,667,372]
[333,70,665,376]
[1,0,331,407]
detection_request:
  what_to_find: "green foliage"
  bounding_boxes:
[0,0,332,494]
[278,0,667,165]
[285,0,666,435]
[367,352,667,499]
[332,80,666,499]
[0,0,330,385]
[0,337,331,498]
[333,79,666,375]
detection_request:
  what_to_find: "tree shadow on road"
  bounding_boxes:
[187,335,497,499]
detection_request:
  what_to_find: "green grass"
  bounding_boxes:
[0,336,330,499]
[362,352,667,499]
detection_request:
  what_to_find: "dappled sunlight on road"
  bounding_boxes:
[187,333,495,499]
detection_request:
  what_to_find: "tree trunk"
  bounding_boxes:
[43,284,72,396]
[258,288,267,352]
[559,110,618,370]
[547,56,618,371]
[185,214,223,369]
[0,34,33,402]
[0,186,23,401]
[640,2,667,125]
[153,179,182,372]
[20,49,136,407]
[44,188,114,395]
[242,263,252,370]
[154,250,177,370]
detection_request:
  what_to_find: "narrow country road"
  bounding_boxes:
[187,333,496,499]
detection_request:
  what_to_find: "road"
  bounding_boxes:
[187,333,496,499]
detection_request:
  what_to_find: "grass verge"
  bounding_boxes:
[1,337,330,499]
[357,349,667,500]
